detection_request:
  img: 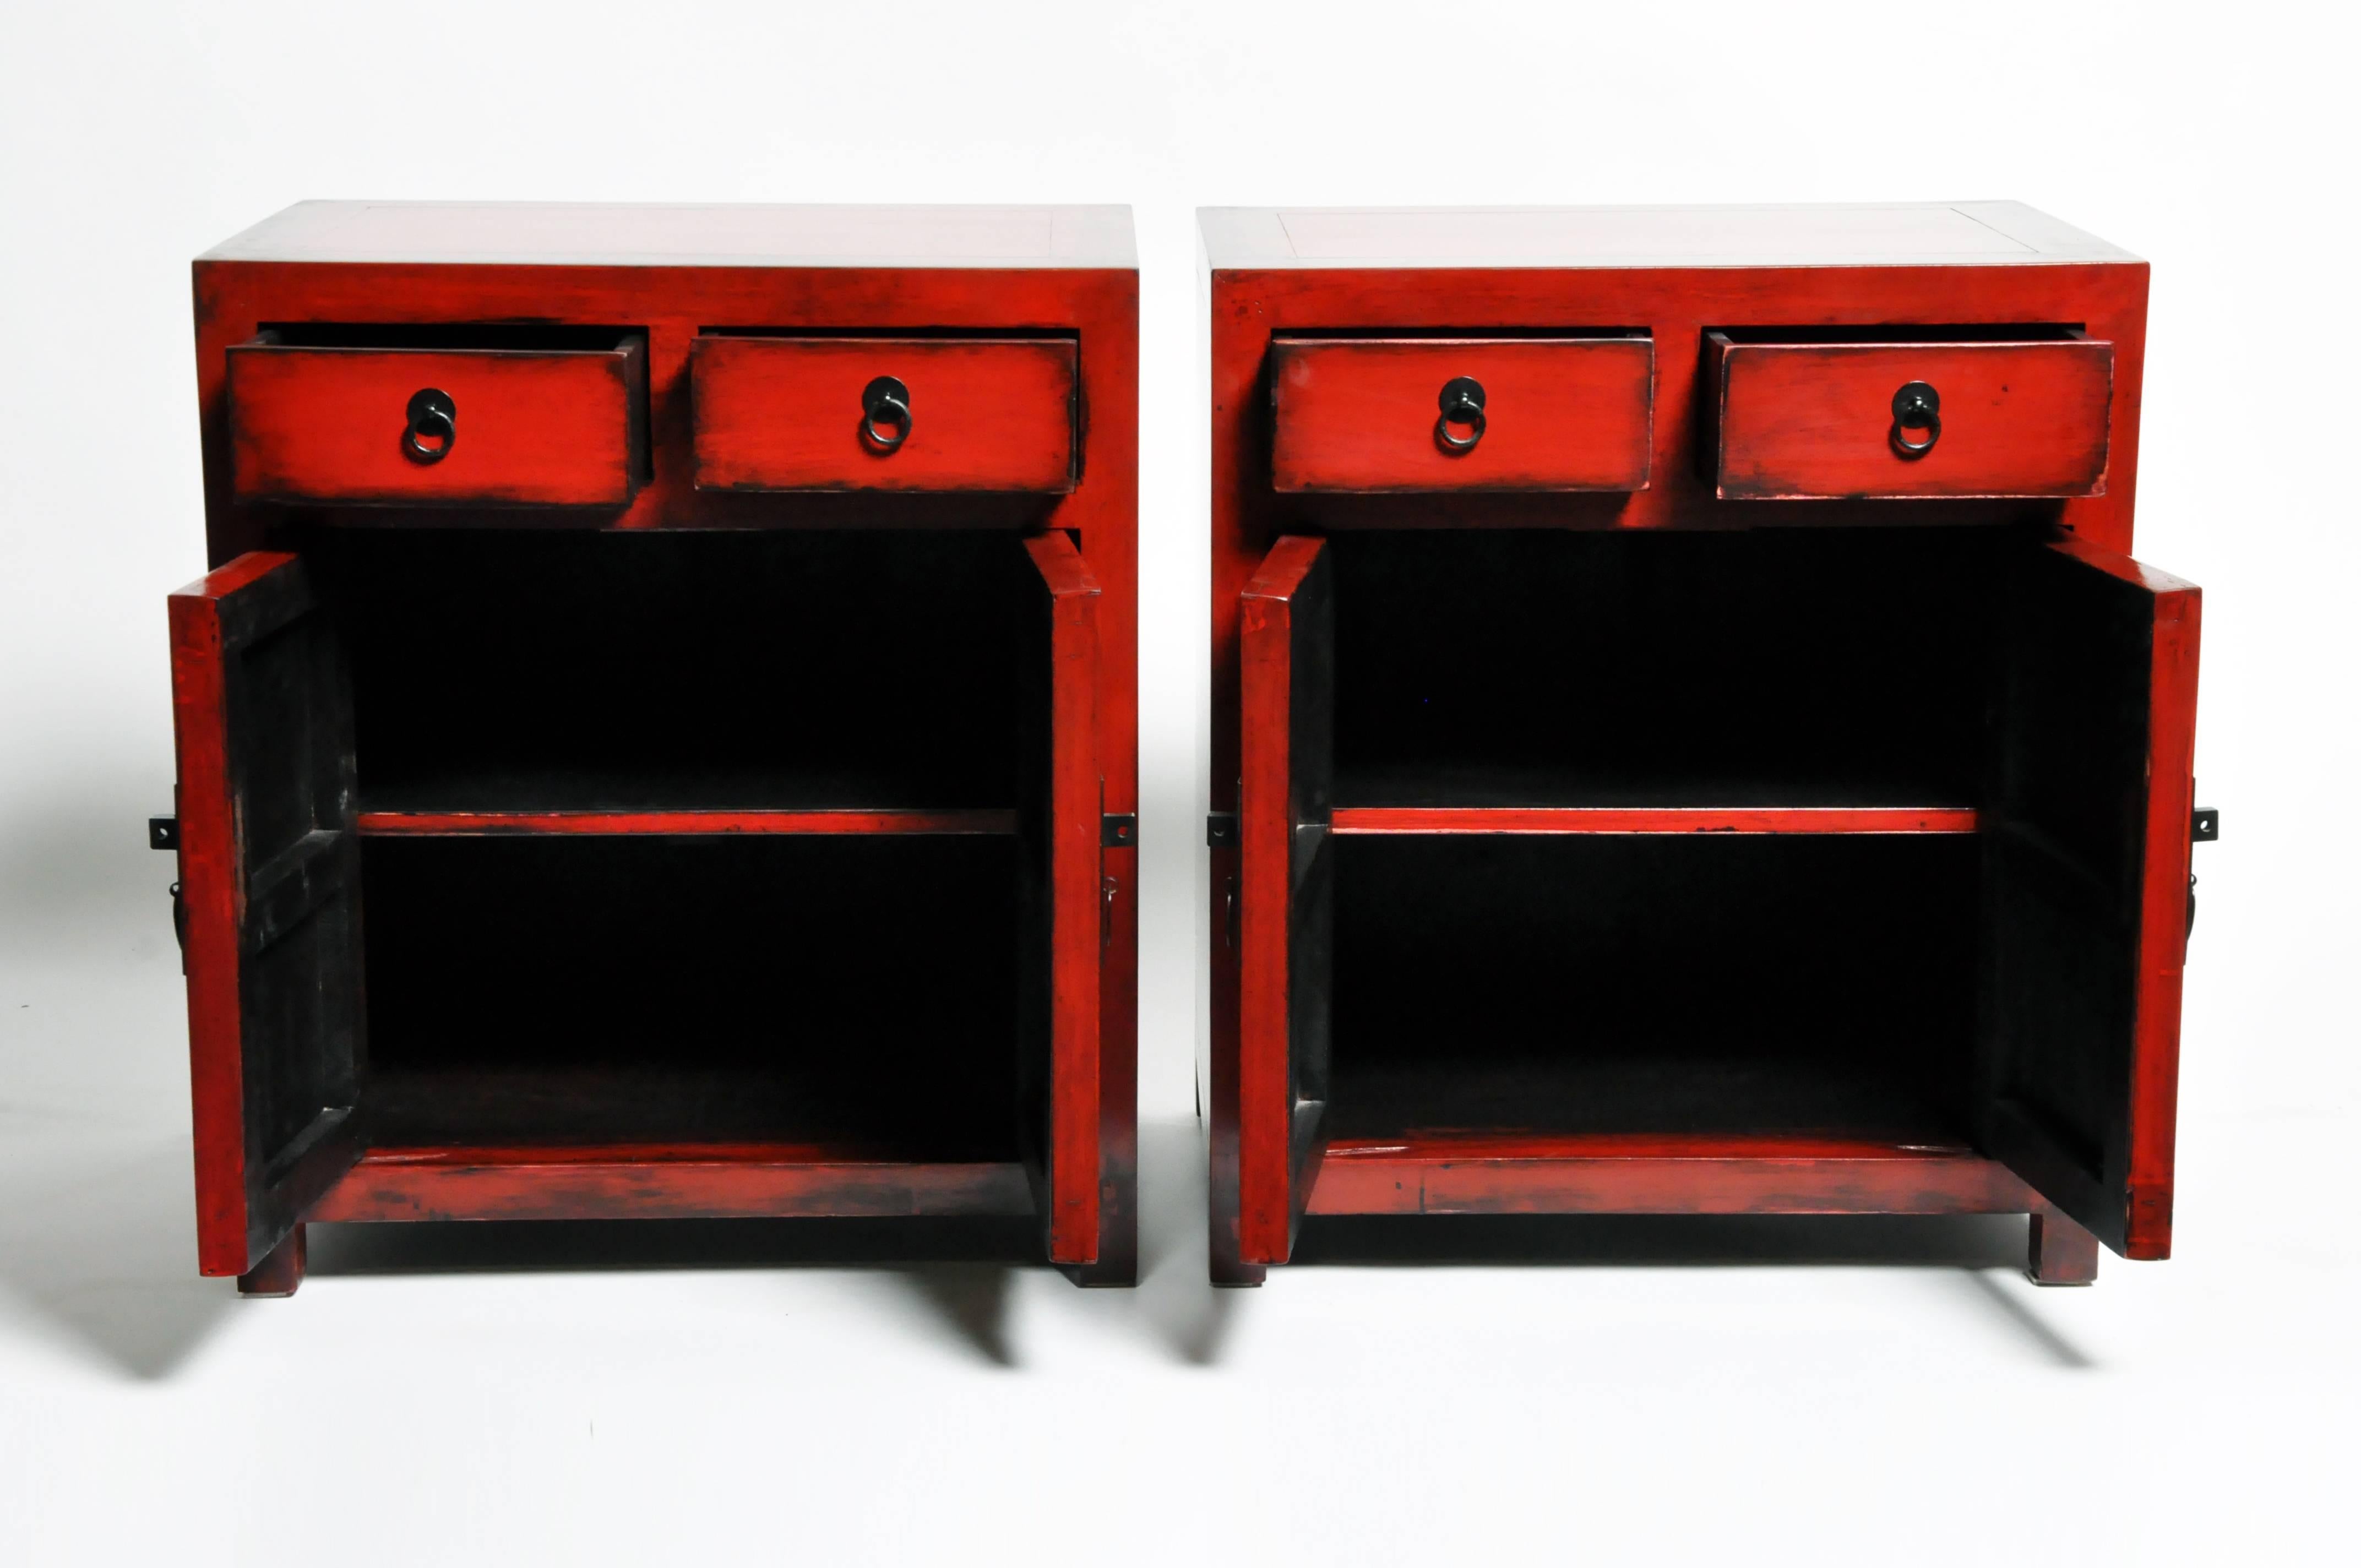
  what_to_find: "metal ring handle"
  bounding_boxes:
[402,388,455,465]
[861,375,911,455]
[1889,380,1940,459]
[1434,375,1487,454]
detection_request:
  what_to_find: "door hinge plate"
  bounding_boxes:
[2191,807,2218,843]
[149,816,179,851]
[1206,812,1238,849]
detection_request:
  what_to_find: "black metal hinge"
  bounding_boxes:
[1102,814,1137,848]
[151,816,186,972]
[2188,807,2217,939]
[1206,812,1238,849]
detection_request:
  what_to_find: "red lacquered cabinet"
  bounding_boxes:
[1200,203,2208,1286]
[166,203,1139,1293]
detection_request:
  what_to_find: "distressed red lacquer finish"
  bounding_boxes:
[1308,1134,2031,1216]
[1024,529,1105,1265]
[1329,807,1977,835]
[170,557,268,1277]
[228,335,648,507]
[354,808,1017,837]
[312,1147,1033,1223]
[1305,1132,2106,1281]
[1710,333,2113,499]
[177,203,1141,1289]
[171,552,366,1280]
[691,336,1076,493]
[1204,204,2190,1286]
[1236,535,1330,1265]
[1270,336,1653,492]
[2057,533,2200,1259]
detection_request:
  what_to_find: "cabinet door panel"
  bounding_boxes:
[1981,535,2199,1257]
[1237,536,1335,1264]
[1019,532,1102,1264]
[169,553,365,1275]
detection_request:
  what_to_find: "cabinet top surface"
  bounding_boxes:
[1198,202,2138,271]
[200,202,1138,269]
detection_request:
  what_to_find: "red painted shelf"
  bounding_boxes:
[1305,1131,2038,1219]
[1323,1131,1980,1162]
[356,808,1019,837]
[1329,805,1978,835]
[314,1143,1033,1224]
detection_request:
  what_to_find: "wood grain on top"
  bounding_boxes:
[1199,202,2137,270]
[204,201,1138,269]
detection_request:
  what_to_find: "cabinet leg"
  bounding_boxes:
[237,1225,307,1298]
[1210,1216,1266,1288]
[2026,1210,2098,1286]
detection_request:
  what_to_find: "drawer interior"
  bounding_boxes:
[311,529,1030,813]
[1324,834,1981,1144]
[358,835,1023,1154]
[1329,527,2001,809]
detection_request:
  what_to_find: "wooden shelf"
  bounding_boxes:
[1329,805,1977,835]
[1306,1131,2035,1219]
[357,808,1019,837]
[312,1144,1033,1224]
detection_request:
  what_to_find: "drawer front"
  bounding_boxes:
[1710,334,2113,499]
[1270,336,1654,493]
[228,335,647,507]
[691,336,1078,493]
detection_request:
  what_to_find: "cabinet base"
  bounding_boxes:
[1229,1135,2118,1283]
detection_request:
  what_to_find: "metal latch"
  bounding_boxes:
[2188,805,2218,938]
[1101,814,1137,848]
[151,816,186,971]
[1206,812,1238,848]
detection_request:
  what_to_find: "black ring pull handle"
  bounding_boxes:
[402,388,456,465]
[1890,381,1941,459]
[861,375,912,455]
[1435,375,1487,454]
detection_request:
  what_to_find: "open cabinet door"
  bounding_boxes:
[169,552,365,1277]
[1019,532,1102,1265]
[1237,536,1335,1265]
[1981,533,2200,1259]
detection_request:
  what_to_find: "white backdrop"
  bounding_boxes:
[2,2,2354,1562]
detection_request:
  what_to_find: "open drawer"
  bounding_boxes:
[1269,334,1654,492]
[1233,528,2199,1264]
[690,334,1078,493]
[1707,326,2113,499]
[165,531,1107,1276]
[227,326,649,507]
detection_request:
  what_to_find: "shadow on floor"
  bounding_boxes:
[0,1114,2092,1376]
[311,1215,1035,1367]
[0,1136,235,1381]
[1284,1208,2093,1366]
[1130,1115,1238,1365]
